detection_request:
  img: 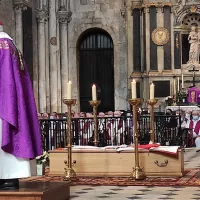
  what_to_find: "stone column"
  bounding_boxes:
[36,9,48,113]
[58,10,72,112]
[14,3,27,52]
[156,7,164,73]
[145,7,150,72]
[49,0,58,112]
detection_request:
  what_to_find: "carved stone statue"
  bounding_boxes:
[187,26,199,64]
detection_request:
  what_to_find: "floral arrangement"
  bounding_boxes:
[165,96,173,106]
[36,151,49,165]
[176,91,188,102]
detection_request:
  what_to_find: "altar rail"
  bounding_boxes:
[39,115,191,151]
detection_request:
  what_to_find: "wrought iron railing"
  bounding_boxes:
[39,115,191,151]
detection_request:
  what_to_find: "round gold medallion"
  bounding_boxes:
[152,28,169,46]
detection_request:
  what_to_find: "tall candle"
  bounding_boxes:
[131,79,136,99]
[150,83,155,99]
[67,81,72,99]
[177,77,180,92]
[92,84,97,100]
[182,74,184,88]
[174,79,176,95]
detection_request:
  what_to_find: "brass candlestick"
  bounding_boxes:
[89,100,101,146]
[147,99,158,144]
[63,99,77,180]
[129,98,146,180]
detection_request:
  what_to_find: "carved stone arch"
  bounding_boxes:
[174,6,200,27]
[71,24,118,49]
[69,24,120,111]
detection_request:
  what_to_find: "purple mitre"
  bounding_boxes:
[0,38,42,159]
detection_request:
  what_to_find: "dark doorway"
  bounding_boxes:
[79,29,114,112]
[23,7,33,83]
[182,34,189,64]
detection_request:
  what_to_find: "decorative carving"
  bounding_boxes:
[36,9,48,23]
[175,0,187,15]
[152,27,170,46]
[174,6,200,26]
[13,0,30,7]
[120,0,127,18]
[57,10,72,23]
[14,3,27,12]
[190,6,198,14]
[50,37,57,46]
[175,34,179,49]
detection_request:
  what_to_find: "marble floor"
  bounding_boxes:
[70,148,200,200]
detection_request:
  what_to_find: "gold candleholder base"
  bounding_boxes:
[63,154,77,180]
[63,98,77,180]
[89,100,101,146]
[128,98,146,180]
[147,99,158,144]
[130,166,146,180]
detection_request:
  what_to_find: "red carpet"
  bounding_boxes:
[21,169,200,187]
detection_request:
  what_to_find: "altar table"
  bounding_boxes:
[49,147,184,177]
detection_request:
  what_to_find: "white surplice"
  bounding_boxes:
[0,118,36,179]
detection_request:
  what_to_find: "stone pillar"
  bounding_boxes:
[145,7,150,72]
[156,7,164,73]
[58,10,72,112]
[49,0,58,112]
[36,9,48,113]
[14,3,27,52]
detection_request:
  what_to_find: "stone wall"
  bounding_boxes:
[68,0,128,111]
[0,0,15,40]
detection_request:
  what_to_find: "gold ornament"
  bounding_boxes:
[152,27,170,46]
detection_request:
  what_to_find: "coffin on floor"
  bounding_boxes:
[49,147,184,177]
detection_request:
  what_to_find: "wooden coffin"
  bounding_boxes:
[49,148,184,177]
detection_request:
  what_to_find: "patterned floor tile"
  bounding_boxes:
[74,191,88,194]
[126,196,142,199]
[96,196,110,198]
[82,188,95,191]
[104,192,117,195]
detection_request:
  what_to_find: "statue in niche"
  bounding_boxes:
[176,0,187,14]
[187,26,199,64]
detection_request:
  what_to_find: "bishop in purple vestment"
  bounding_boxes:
[0,22,42,190]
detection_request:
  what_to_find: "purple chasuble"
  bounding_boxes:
[0,38,42,159]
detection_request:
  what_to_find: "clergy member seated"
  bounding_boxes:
[186,110,200,150]
[0,22,42,190]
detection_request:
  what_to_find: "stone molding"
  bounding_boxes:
[131,2,172,10]
[57,10,72,24]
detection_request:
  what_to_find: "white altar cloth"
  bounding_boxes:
[166,106,200,112]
